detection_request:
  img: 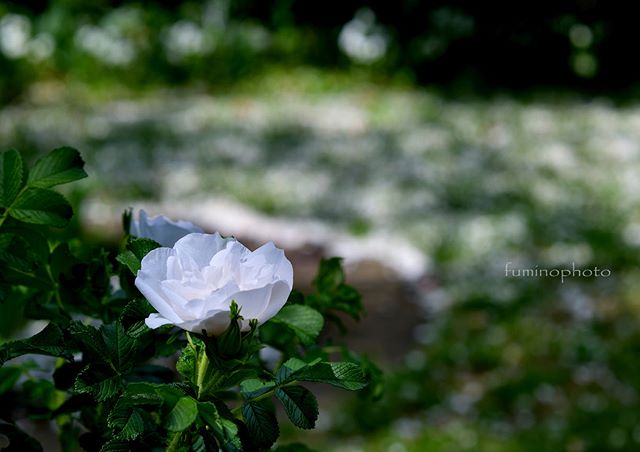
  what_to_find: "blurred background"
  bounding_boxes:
[2,1,640,451]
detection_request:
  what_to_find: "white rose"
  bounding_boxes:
[135,232,294,335]
[130,209,203,247]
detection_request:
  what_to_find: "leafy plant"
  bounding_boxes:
[0,147,377,451]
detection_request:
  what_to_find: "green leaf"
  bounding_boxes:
[269,305,324,346]
[275,357,321,385]
[73,364,123,402]
[175,343,198,386]
[110,408,144,440]
[275,385,318,430]
[0,366,21,395]
[0,149,25,208]
[100,323,137,372]
[199,403,244,450]
[121,382,169,405]
[9,188,72,227]
[165,396,198,432]
[116,250,140,274]
[128,237,161,260]
[297,362,368,391]
[240,379,275,399]
[28,146,87,188]
[120,298,155,337]
[313,257,345,292]
[68,322,112,364]
[241,399,279,449]
[0,323,72,366]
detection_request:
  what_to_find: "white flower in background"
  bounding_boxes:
[135,233,293,335]
[163,20,212,62]
[130,209,204,247]
[338,8,388,63]
[75,24,136,66]
[0,14,31,59]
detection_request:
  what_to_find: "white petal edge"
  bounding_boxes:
[145,313,175,329]
[135,273,184,323]
[255,280,292,325]
[173,232,232,269]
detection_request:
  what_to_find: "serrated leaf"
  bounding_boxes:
[269,305,324,346]
[240,379,275,399]
[120,298,155,337]
[73,364,123,402]
[241,399,279,449]
[199,403,243,451]
[68,322,111,363]
[175,344,198,386]
[165,396,198,432]
[9,188,72,227]
[0,323,72,366]
[296,362,367,391]
[114,409,144,440]
[128,237,161,260]
[28,146,87,188]
[275,357,321,385]
[0,148,25,207]
[116,250,140,274]
[276,385,318,429]
[217,418,243,452]
[100,323,137,372]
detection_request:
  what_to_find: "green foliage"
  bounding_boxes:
[27,147,88,188]
[0,149,25,208]
[0,146,374,451]
[275,385,318,430]
[267,305,324,346]
[165,397,198,432]
[0,323,73,366]
[304,258,363,331]
[242,400,279,449]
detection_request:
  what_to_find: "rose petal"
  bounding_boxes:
[225,285,273,323]
[132,209,203,247]
[181,310,230,335]
[255,280,292,324]
[174,232,231,269]
[252,241,294,289]
[138,247,175,280]
[145,313,175,329]
[135,274,184,323]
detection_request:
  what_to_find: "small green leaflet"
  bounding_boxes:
[0,323,73,366]
[269,305,324,345]
[9,188,72,227]
[275,385,318,430]
[240,379,276,399]
[116,250,140,274]
[276,358,367,390]
[241,399,279,449]
[0,149,25,208]
[28,146,87,188]
[165,396,198,432]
